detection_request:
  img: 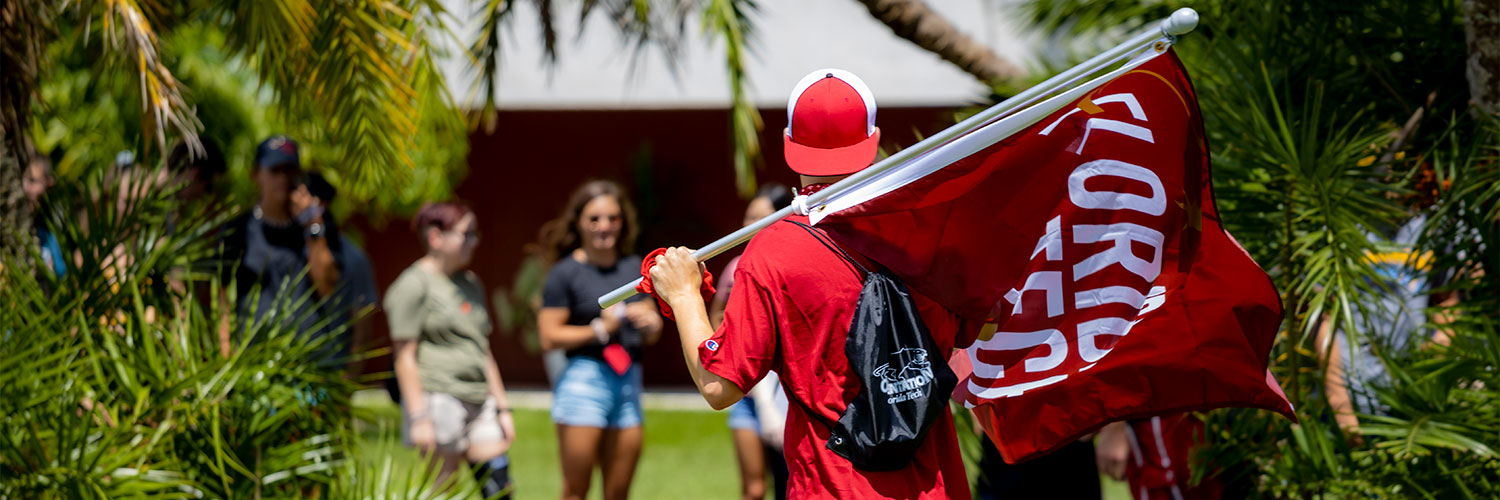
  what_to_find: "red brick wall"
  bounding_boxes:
[349,106,959,388]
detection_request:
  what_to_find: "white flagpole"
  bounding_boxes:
[599,8,1199,308]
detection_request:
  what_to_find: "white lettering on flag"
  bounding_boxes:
[1039,93,1148,136]
[1031,216,1064,260]
[1092,94,1148,120]
[1074,286,1148,309]
[1005,271,1064,318]
[1068,160,1167,216]
[1077,317,1134,363]
[796,55,1189,408]
[963,91,1175,405]
[1075,119,1154,153]
[1139,286,1168,315]
[968,328,1068,380]
[1072,223,1165,282]
[969,374,1069,400]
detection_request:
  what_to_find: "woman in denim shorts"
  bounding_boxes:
[537,180,662,500]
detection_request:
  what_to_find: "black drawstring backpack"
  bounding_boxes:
[786,220,958,471]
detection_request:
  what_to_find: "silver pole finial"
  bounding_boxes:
[1162,8,1199,37]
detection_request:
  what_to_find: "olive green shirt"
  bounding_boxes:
[384,264,493,403]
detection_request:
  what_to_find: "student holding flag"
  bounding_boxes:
[622,11,1297,500]
[642,25,1294,499]
[645,69,979,499]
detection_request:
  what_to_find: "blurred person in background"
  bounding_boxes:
[537,180,662,500]
[1316,214,1458,441]
[710,183,794,500]
[385,201,516,498]
[103,150,172,300]
[300,171,379,366]
[22,142,64,278]
[163,138,232,310]
[1095,415,1223,500]
[166,138,227,204]
[217,135,342,357]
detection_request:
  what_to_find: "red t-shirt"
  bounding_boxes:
[699,215,979,499]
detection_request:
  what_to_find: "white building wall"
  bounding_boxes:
[438,0,1041,109]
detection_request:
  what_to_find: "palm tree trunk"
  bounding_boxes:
[0,0,43,262]
[1464,0,1500,115]
[0,138,31,265]
[855,0,1025,84]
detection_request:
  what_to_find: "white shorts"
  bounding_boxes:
[402,391,503,454]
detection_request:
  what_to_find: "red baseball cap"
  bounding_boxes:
[783,68,880,177]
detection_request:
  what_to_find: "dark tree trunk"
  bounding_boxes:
[0,139,31,268]
[855,0,1025,84]
[0,0,43,262]
[1464,0,1500,115]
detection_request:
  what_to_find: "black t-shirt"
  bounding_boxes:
[218,210,347,358]
[541,253,647,361]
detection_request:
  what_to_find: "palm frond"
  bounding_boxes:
[96,0,204,158]
[2,161,370,498]
[213,0,466,210]
[703,0,761,197]
[467,0,516,133]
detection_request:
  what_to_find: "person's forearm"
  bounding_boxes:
[1094,420,1130,480]
[1326,378,1361,432]
[306,235,339,298]
[642,316,663,346]
[1314,318,1359,433]
[669,297,743,410]
[351,318,373,357]
[217,295,233,357]
[540,324,604,351]
[627,301,665,345]
[482,356,511,408]
[1431,292,1460,347]
[304,214,339,298]
[395,352,427,416]
[1323,340,1360,433]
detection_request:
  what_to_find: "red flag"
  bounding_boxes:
[816,50,1294,463]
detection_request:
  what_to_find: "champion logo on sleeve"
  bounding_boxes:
[704,340,720,351]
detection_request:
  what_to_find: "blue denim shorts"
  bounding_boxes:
[551,356,643,429]
[726,398,759,430]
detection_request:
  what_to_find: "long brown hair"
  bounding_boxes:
[538,180,639,264]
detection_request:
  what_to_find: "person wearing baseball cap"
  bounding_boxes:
[646,69,978,499]
[217,135,344,359]
[782,68,882,178]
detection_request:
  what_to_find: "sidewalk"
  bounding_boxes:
[353,386,717,411]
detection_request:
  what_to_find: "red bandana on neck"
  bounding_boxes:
[798,184,831,197]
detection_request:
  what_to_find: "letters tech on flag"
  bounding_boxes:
[813,50,1294,463]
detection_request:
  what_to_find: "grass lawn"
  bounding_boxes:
[357,402,738,499]
[355,397,1130,499]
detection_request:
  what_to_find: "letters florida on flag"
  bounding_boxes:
[811,50,1296,463]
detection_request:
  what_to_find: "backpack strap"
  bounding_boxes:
[784,220,869,278]
[782,380,841,433]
